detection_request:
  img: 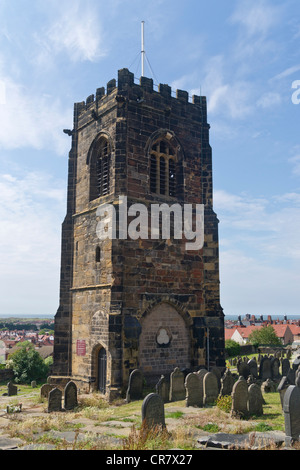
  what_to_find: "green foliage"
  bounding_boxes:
[248,325,281,346]
[216,394,232,413]
[8,341,49,384]
[202,423,220,433]
[225,339,241,357]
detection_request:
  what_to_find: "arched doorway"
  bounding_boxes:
[139,302,191,378]
[97,347,107,394]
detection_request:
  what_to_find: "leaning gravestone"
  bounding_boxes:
[203,371,218,406]
[169,367,185,402]
[48,387,62,413]
[185,372,203,407]
[248,383,263,416]
[231,376,248,418]
[64,381,78,411]
[142,393,165,429]
[283,384,300,445]
[126,369,144,403]
[7,382,17,397]
[156,375,169,403]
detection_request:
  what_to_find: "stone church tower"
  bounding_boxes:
[51,68,225,399]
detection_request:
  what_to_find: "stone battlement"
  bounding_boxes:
[74,68,207,117]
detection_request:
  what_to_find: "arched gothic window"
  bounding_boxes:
[150,139,176,197]
[90,137,111,201]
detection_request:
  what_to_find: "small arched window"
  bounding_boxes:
[90,137,111,201]
[150,139,176,197]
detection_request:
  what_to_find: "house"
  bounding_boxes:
[225,324,294,346]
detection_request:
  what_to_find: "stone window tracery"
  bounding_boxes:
[90,137,111,201]
[150,139,176,197]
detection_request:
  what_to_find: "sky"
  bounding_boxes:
[0,0,299,317]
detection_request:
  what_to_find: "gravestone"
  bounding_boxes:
[261,378,277,393]
[169,367,185,402]
[271,357,281,380]
[248,383,263,416]
[203,371,218,405]
[126,369,144,403]
[141,393,165,429]
[211,367,221,392]
[48,387,62,413]
[185,372,203,407]
[282,358,290,377]
[31,381,37,388]
[237,360,250,380]
[248,358,258,378]
[40,384,54,399]
[259,356,272,380]
[7,382,17,397]
[219,369,234,396]
[64,381,78,410]
[278,376,290,407]
[156,375,169,403]
[231,376,248,418]
[283,384,300,445]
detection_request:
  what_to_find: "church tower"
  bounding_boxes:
[51,68,225,399]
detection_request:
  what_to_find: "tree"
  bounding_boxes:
[225,339,241,357]
[7,341,49,384]
[248,325,281,346]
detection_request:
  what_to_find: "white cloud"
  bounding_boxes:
[46,2,107,63]
[229,0,281,58]
[215,187,300,315]
[0,170,65,315]
[0,76,72,155]
[256,92,281,109]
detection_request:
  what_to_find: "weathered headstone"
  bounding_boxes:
[248,358,258,378]
[203,371,218,405]
[261,378,277,393]
[185,372,203,407]
[155,375,169,403]
[282,358,290,377]
[40,383,54,399]
[283,384,300,445]
[7,382,17,397]
[126,369,144,403]
[237,360,250,380]
[169,367,185,402]
[278,376,290,407]
[231,376,248,418]
[248,383,263,416]
[271,357,281,380]
[31,381,37,388]
[219,369,234,396]
[64,381,78,411]
[259,356,272,380]
[142,393,165,429]
[211,367,222,392]
[48,387,62,413]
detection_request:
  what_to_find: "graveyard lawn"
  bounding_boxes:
[0,383,286,450]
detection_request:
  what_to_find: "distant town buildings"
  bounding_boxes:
[0,329,53,361]
[225,315,300,346]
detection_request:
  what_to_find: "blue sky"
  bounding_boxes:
[0,0,299,317]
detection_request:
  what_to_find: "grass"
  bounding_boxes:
[0,382,287,450]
